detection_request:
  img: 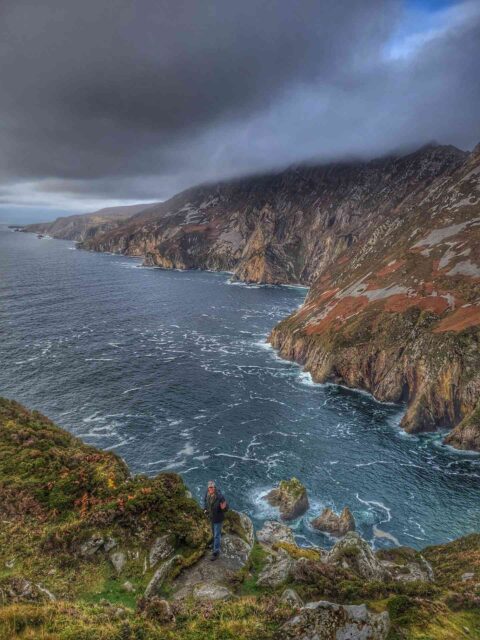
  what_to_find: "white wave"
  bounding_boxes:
[355,494,392,524]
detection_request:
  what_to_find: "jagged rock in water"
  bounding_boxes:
[326,532,390,581]
[149,534,174,568]
[264,478,309,520]
[281,588,304,607]
[311,506,356,536]
[257,520,296,546]
[279,601,390,640]
[444,403,480,451]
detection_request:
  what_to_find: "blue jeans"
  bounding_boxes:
[212,522,222,554]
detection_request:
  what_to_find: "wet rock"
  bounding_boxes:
[279,600,390,640]
[265,478,309,520]
[149,534,174,568]
[144,555,181,598]
[326,532,390,581]
[281,588,303,607]
[311,506,355,536]
[257,520,295,546]
[109,551,126,574]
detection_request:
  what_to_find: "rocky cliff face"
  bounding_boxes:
[81,144,467,285]
[270,145,480,449]
[24,203,154,241]
[79,142,480,449]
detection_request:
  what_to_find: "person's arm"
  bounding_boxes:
[219,493,227,510]
[203,492,208,512]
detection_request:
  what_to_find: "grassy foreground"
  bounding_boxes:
[0,397,479,639]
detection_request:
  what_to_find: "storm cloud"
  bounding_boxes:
[0,0,479,221]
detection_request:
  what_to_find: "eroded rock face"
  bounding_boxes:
[264,478,309,521]
[279,601,390,640]
[326,533,390,581]
[257,520,296,546]
[311,507,356,536]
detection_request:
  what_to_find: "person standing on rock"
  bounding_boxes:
[204,480,228,561]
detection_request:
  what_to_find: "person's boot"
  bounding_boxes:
[210,551,219,561]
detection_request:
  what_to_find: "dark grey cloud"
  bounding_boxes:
[0,0,479,222]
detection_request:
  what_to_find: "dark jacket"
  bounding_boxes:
[204,489,228,524]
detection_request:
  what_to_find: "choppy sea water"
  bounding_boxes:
[1,226,479,549]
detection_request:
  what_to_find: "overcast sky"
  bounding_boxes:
[1,0,479,223]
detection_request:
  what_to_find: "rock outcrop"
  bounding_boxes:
[279,601,390,640]
[311,507,355,536]
[326,532,391,581]
[264,478,309,520]
[257,520,296,546]
[171,514,254,600]
[270,144,480,449]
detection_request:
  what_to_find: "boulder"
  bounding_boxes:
[264,478,309,520]
[78,534,104,557]
[109,551,126,574]
[257,550,294,588]
[281,588,303,607]
[311,507,355,536]
[193,583,233,600]
[144,555,181,598]
[279,600,390,640]
[326,532,390,581]
[122,581,135,593]
[149,534,174,568]
[257,520,295,546]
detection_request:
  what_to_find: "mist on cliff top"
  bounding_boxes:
[1,0,479,223]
